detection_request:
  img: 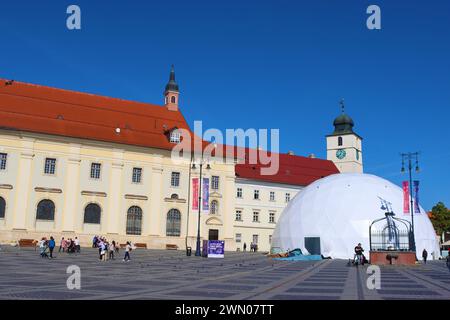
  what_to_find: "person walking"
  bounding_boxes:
[123,241,132,262]
[109,241,116,260]
[39,237,47,258]
[243,243,247,252]
[100,241,107,261]
[48,236,56,258]
[422,249,428,264]
[74,237,80,253]
[59,237,65,253]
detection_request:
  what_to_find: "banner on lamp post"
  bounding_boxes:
[202,177,210,213]
[192,178,199,210]
[413,180,420,214]
[402,181,409,214]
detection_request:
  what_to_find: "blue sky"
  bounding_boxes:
[0,1,449,210]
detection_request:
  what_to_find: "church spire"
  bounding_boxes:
[164,65,180,111]
[165,65,179,93]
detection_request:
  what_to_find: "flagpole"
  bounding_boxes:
[401,152,419,253]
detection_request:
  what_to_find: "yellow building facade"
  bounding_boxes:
[0,130,236,250]
[0,70,340,252]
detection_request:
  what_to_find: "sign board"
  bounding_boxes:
[202,240,225,258]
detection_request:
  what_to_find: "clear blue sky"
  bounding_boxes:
[0,1,449,210]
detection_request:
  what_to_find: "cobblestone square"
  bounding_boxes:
[0,247,449,300]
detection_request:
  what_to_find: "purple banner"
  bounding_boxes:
[202,177,210,213]
[414,180,420,213]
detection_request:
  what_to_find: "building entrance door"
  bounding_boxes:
[305,237,321,255]
[209,229,219,240]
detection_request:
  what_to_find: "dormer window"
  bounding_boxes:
[170,129,181,143]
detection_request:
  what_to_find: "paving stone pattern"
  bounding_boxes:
[0,246,449,300]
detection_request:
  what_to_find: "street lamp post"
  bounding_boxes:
[193,161,210,256]
[401,152,420,252]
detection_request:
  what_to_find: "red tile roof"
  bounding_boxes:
[0,78,340,186]
[235,150,340,186]
[0,79,191,151]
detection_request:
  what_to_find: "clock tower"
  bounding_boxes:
[326,100,363,173]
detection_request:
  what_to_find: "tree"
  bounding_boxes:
[429,202,450,239]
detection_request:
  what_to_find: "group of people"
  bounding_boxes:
[38,236,81,258]
[38,236,56,258]
[92,235,133,262]
[241,242,258,252]
[59,237,80,254]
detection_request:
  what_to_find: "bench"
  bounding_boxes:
[166,244,179,250]
[19,239,37,247]
[119,243,147,249]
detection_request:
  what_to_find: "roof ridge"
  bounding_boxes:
[0,91,185,124]
[0,78,165,110]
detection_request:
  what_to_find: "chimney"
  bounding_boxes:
[287,151,294,156]
[308,153,316,158]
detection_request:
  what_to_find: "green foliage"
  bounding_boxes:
[429,202,450,237]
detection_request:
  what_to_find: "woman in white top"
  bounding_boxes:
[123,241,131,262]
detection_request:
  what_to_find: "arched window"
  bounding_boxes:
[338,136,343,146]
[126,206,143,235]
[0,197,5,219]
[36,199,55,221]
[171,96,176,104]
[84,203,101,224]
[210,200,219,215]
[166,209,181,237]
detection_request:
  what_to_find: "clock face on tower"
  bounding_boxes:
[336,149,346,160]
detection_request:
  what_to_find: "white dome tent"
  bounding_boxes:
[271,173,440,260]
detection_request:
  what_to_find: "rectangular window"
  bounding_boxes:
[285,193,291,203]
[212,176,219,190]
[0,153,7,170]
[253,211,259,222]
[236,188,242,198]
[269,212,275,223]
[171,172,180,187]
[253,234,259,244]
[235,210,242,221]
[170,130,181,143]
[236,233,242,243]
[254,190,259,200]
[90,163,101,179]
[270,191,275,201]
[269,235,272,244]
[44,158,56,175]
[132,167,142,183]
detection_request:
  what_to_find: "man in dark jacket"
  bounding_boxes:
[48,236,56,258]
[422,249,428,264]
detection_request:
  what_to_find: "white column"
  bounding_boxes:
[13,138,35,230]
[149,165,163,236]
[62,144,81,232]
[107,161,124,235]
[223,175,236,243]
